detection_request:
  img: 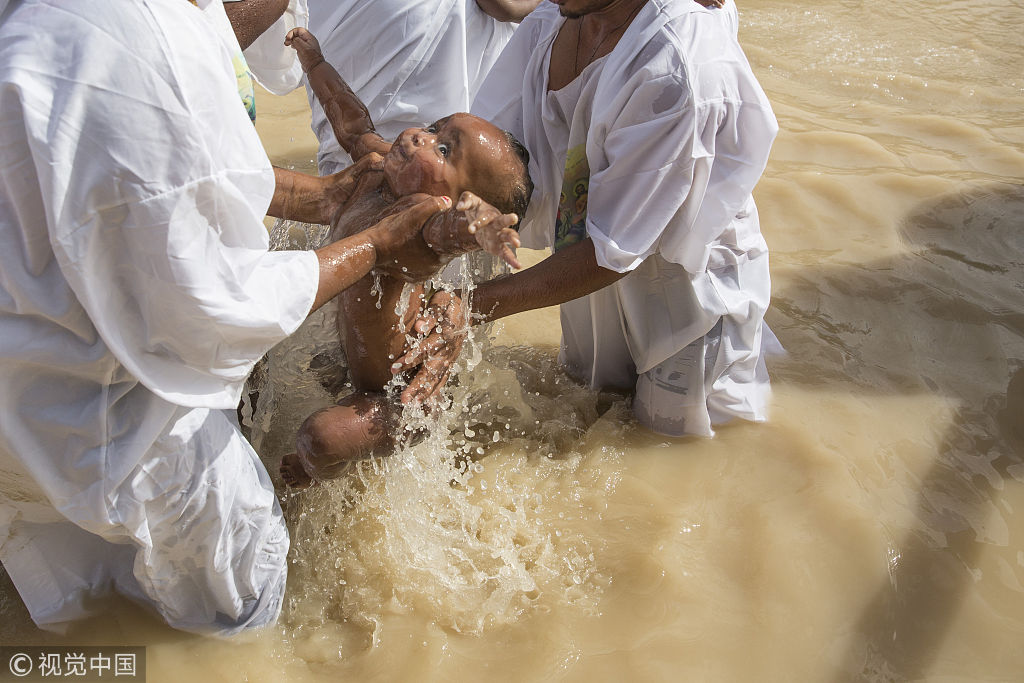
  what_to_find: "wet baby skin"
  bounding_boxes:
[280,28,530,488]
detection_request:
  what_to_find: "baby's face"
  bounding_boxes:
[383,113,515,202]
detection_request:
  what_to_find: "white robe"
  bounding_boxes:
[236,0,309,95]
[473,0,779,431]
[0,0,318,634]
[305,0,517,172]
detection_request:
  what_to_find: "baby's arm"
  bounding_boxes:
[420,192,521,270]
[457,192,521,270]
[285,27,390,160]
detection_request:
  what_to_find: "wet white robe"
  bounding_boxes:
[306,0,517,172]
[0,0,318,634]
[473,0,779,434]
[234,0,309,95]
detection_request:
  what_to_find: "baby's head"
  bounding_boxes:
[383,113,532,224]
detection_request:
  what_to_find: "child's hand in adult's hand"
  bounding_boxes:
[393,289,466,404]
[457,191,522,270]
[285,27,326,73]
[366,194,452,263]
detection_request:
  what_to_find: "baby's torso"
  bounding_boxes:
[328,184,425,391]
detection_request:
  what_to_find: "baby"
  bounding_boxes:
[280,28,533,488]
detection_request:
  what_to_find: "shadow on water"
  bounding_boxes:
[768,183,1024,681]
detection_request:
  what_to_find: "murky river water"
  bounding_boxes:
[2,1,1022,680]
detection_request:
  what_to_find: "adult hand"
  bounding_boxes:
[457,191,522,270]
[309,194,449,312]
[365,193,453,263]
[392,289,466,404]
[269,155,382,225]
[323,152,384,220]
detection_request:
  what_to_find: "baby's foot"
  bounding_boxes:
[280,452,316,489]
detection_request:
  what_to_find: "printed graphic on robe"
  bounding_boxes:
[554,144,590,252]
[232,52,257,122]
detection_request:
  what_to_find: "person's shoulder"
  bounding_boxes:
[633,0,745,72]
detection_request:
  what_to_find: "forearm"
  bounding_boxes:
[422,210,477,257]
[470,238,626,322]
[224,0,288,49]
[269,167,330,223]
[474,0,542,22]
[309,194,450,312]
[305,61,389,158]
[310,233,377,313]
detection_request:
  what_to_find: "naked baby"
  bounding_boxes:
[279,27,532,488]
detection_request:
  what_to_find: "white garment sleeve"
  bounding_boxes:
[24,0,318,409]
[241,0,308,94]
[471,6,548,140]
[586,61,776,274]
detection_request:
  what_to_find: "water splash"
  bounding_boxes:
[251,220,625,640]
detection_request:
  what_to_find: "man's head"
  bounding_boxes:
[384,113,532,224]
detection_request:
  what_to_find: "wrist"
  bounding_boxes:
[302,56,326,74]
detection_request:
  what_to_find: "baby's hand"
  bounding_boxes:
[456,191,522,270]
[284,27,325,73]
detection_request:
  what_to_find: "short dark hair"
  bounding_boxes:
[477,131,533,232]
[502,130,533,231]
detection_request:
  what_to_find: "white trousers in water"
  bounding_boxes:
[0,408,288,636]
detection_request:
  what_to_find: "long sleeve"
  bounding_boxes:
[586,35,777,274]
[4,0,318,408]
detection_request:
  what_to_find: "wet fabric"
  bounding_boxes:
[0,0,319,634]
[207,0,257,120]
[473,0,779,434]
[237,0,309,95]
[306,0,516,173]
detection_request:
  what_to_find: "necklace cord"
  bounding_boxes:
[573,2,646,76]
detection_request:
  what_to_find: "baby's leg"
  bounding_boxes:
[280,391,396,488]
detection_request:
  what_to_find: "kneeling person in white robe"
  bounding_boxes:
[0,0,448,635]
[405,0,779,437]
